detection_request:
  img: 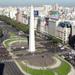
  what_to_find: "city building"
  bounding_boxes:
[0,5,75,43]
[16,9,24,23]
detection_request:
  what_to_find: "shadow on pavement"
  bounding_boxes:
[0,63,5,75]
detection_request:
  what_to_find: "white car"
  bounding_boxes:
[58,43,63,47]
[71,50,75,54]
[21,46,25,49]
[60,47,65,50]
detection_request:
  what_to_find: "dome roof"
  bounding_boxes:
[50,11,60,16]
[58,21,71,28]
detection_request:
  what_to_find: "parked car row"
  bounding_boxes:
[60,49,75,67]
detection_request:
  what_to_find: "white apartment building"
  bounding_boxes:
[48,19,59,36]
[56,21,71,43]
[48,19,75,43]
[1,7,17,19]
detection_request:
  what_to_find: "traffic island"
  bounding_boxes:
[16,55,71,75]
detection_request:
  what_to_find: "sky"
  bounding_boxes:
[0,0,75,7]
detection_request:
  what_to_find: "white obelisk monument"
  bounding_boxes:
[29,5,35,52]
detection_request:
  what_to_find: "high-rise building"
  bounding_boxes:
[16,9,24,23]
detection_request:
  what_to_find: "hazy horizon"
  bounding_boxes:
[0,0,75,7]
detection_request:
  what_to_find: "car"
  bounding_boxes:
[58,44,63,47]
[69,56,73,59]
[60,47,65,50]
[21,46,25,49]
[71,50,75,55]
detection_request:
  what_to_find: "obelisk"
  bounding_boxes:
[29,5,35,52]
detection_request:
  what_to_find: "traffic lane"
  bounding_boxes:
[0,21,6,24]
[0,21,18,41]
[0,25,18,33]
[3,62,24,75]
[0,21,18,33]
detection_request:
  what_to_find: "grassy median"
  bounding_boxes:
[18,61,54,75]
[17,59,71,75]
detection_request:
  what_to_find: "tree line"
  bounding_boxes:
[0,15,29,34]
[0,28,3,38]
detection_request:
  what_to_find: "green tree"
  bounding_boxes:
[0,28,3,38]
[0,15,29,33]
